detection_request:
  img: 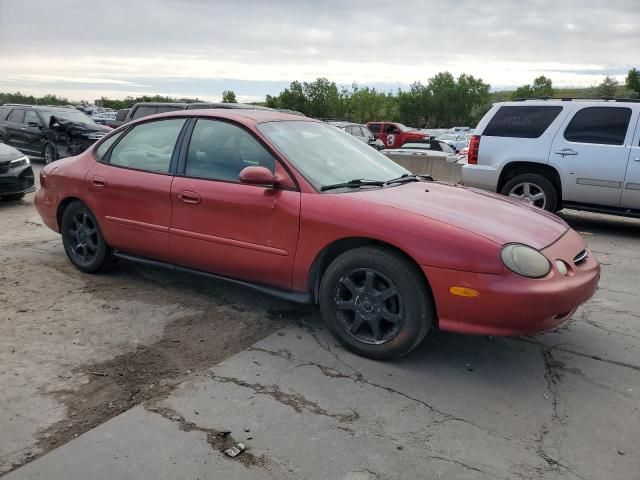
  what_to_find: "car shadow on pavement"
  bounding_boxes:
[559,210,640,238]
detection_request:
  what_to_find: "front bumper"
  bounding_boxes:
[0,165,35,195]
[423,229,600,336]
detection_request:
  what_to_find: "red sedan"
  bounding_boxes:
[35,110,600,359]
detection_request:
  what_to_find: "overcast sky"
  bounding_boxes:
[0,0,638,102]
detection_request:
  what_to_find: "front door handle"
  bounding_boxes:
[177,190,201,205]
[634,157,640,162]
[92,176,106,188]
[554,148,578,157]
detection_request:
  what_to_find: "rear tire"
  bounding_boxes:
[1,193,25,201]
[61,201,113,273]
[319,246,433,360]
[500,173,558,212]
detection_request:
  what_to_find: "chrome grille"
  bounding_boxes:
[573,249,589,265]
[0,163,9,174]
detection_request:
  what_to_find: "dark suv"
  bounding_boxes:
[0,104,109,163]
[125,103,188,123]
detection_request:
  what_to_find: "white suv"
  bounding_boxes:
[462,99,640,216]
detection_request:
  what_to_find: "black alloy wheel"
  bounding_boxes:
[334,268,404,344]
[61,201,113,272]
[319,246,433,360]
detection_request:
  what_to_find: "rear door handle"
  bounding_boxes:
[634,157,640,162]
[177,190,201,205]
[554,148,578,157]
[92,176,106,188]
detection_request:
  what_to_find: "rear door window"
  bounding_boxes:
[368,123,381,134]
[108,119,186,172]
[564,107,632,145]
[483,106,563,138]
[7,109,25,124]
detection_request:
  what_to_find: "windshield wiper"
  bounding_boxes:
[320,179,385,192]
[385,174,423,185]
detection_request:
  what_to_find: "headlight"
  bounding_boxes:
[10,156,30,168]
[501,244,551,278]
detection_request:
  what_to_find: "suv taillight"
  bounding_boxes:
[468,135,480,165]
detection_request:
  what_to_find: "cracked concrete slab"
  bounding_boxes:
[3,210,639,480]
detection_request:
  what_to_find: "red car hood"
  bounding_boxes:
[350,181,568,249]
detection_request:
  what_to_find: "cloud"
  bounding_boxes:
[0,0,638,100]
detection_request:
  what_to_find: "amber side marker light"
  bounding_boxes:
[449,286,480,298]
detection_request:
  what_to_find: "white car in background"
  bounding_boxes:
[463,99,640,217]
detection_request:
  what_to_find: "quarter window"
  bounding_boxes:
[94,130,126,160]
[483,106,563,138]
[185,119,275,182]
[7,109,25,124]
[108,119,186,173]
[564,107,631,145]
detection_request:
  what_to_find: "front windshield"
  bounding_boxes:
[258,121,409,190]
[39,109,98,127]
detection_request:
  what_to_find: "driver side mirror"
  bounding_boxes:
[239,166,276,187]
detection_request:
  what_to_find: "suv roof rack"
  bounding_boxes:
[512,97,640,103]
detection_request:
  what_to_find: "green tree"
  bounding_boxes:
[221,90,237,103]
[302,78,341,118]
[511,76,554,100]
[597,76,619,97]
[276,81,308,113]
[626,68,640,95]
[532,76,554,97]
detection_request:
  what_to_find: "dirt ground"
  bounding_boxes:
[0,164,308,474]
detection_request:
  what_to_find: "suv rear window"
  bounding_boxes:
[483,106,562,138]
[564,107,631,146]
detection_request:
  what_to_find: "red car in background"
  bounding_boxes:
[366,121,429,148]
[35,110,600,359]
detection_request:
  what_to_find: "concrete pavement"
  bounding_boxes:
[4,211,640,480]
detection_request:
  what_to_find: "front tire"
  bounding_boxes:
[44,143,57,164]
[500,173,558,212]
[61,201,113,273]
[319,246,433,360]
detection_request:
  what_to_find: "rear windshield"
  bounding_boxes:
[483,106,563,138]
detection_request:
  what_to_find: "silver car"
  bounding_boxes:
[462,99,640,217]
[329,122,385,150]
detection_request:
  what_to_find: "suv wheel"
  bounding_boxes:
[61,201,113,273]
[44,143,57,164]
[319,246,433,360]
[501,173,558,212]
